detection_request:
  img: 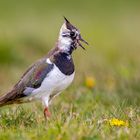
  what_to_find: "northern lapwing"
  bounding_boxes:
[0,17,88,118]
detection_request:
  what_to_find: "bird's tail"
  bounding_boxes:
[0,90,15,107]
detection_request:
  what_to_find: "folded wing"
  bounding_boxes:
[0,57,54,106]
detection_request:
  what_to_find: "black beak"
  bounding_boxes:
[78,35,89,50]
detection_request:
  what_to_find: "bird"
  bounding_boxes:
[0,17,88,118]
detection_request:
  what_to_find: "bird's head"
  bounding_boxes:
[58,17,88,54]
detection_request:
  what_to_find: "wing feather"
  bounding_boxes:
[0,57,54,105]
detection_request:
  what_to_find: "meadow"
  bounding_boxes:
[0,0,140,139]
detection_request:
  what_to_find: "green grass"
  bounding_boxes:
[0,0,140,139]
[0,89,139,140]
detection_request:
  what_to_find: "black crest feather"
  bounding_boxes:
[63,16,70,23]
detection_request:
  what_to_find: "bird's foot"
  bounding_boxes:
[44,107,51,119]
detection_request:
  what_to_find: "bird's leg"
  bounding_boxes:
[42,96,51,119]
[44,107,51,118]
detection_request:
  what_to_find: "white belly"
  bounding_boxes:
[32,64,75,100]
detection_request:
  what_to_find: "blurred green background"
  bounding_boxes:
[0,0,140,103]
[0,0,140,139]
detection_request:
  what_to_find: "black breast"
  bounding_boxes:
[53,53,75,75]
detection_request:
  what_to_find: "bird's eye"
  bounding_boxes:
[70,31,76,37]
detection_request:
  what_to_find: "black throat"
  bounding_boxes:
[53,52,75,75]
[68,42,77,54]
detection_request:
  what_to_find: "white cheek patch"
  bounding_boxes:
[58,36,72,52]
[60,36,71,45]
[58,22,76,52]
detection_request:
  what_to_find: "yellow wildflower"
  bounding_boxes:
[85,76,96,89]
[109,118,129,127]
